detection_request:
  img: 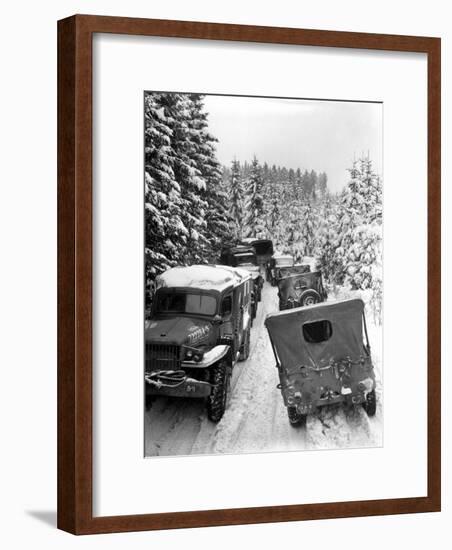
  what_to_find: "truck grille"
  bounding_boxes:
[146,343,181,372]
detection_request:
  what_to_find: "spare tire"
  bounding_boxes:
[299,289,321,307]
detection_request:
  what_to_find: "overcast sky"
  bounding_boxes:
[203,95,383,193]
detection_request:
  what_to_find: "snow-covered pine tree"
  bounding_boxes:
[299,200,316,257]
[301,169,311,197]
[243,156,266,238]
[229,158,243,239]
[331,157,383,321]
[359,157,382,223]
[268,187,280,230]
[144,92,187,277]
[316,192,342,284]
[318,172,328,198]
[187,94,232,261]
[158,93,209,265]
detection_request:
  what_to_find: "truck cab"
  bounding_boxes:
[219,244,264,308]
[145,265,253,422]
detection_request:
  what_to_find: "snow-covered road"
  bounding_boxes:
[144,283,383,457]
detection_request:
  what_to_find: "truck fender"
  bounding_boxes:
[182,345,230,369]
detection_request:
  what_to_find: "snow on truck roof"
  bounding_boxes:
[157,265,251,292]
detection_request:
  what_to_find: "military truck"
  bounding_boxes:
[145,265,253,422]
[219,244,264,304]
[265,298,377,426]
[240,238,274,269]
[277,271,328,310]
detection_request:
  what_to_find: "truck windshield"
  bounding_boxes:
[156,293,217,316]
[235,253,255,265]
[253,241,273,255]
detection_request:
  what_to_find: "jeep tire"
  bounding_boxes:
[300,289,321,307]
[362,389,377,417]
[287,406,307,427]
[207,360,231,423]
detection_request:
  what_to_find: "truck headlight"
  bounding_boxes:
[185,349,193,359]
[193,351,204,362]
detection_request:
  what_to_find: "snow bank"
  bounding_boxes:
[157,265,249,291]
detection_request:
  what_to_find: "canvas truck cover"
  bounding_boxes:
[265,299,366,370]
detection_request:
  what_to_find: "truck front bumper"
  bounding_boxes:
[145,372,212,398]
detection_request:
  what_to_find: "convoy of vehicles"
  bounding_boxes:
[146,237,378,426]
[145,265,253,422]
[219,244,264,305]
[265,298,377,426]
[277,271,328,310]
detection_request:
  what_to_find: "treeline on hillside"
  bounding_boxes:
[223,158,328,246]
[144,92,382,322]
[223,155,382,322]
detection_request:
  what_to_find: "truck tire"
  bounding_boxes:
[362,389,377,417]
[238,327,250,361]
[257,281,263,301]
[300,289,321,307]
[287,406,307,427]
[206,360,230,423]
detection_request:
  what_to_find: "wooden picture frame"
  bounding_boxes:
[58,14,441,535]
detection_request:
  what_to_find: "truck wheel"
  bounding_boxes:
[300,289,321,307]
[238,327,250,361]
[287,406,307,427]
[251,303,256,323]
[362,389,377,417]
[207,360,230,423]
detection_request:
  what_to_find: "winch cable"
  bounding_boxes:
[146,370,187,388]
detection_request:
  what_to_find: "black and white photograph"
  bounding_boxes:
[144,91,383,457]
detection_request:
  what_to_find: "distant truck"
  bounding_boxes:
[265,298,377,426]
[240,238,274,269]
[145,265,253,422]
[219,244,264,306]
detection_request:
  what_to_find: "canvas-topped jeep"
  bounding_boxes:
[268,253,294,285]
[145,265,253,422]
[277,271,328,310]
[265,298,377,426]
[276,263,311,281]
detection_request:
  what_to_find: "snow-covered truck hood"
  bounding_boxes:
[145,316,213,346]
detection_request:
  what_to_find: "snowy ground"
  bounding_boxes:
[144,282,383,458]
